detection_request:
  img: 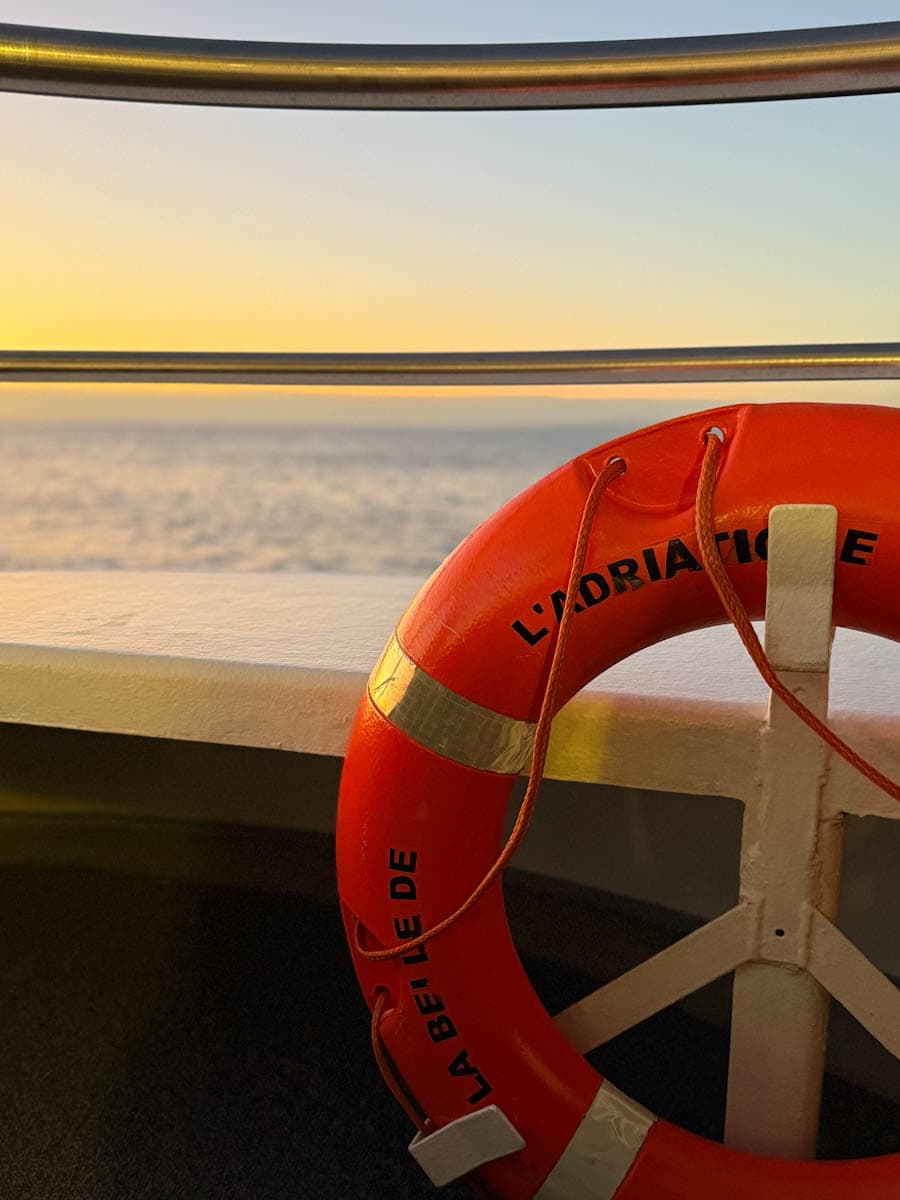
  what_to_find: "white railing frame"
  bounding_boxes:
[553,505,900,1160]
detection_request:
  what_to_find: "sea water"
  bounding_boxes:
[0,422,636,574]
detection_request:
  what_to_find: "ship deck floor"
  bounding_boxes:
[1,826,896,1199]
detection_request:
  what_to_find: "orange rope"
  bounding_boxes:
[359,437,896,978]
[696,433,900,803]
[361,435,897,1132]
[356,457,626,964]
[370,988,429,1130]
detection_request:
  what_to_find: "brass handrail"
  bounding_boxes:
[2,21,900,110]
[3,345,898,386]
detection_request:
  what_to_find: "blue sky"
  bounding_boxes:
[2,2,898,421]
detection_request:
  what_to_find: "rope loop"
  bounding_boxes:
[355,457,625,964]
[357,434,898,976]
[370,987,430,1130]
[696,431,899,803]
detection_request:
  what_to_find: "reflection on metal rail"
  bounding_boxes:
[2,345,899,386]
[2,22,900,110]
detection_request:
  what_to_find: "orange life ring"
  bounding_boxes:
[336,402,900,1199]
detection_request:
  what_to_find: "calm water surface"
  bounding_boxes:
[0,423,636,574]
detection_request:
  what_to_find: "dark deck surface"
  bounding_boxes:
[1,826,896,1199]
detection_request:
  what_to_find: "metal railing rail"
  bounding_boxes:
[3,21,900,110]
[2,344,899,387]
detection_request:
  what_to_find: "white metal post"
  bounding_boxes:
[548,500,900,1155]
[724,505,840,1158]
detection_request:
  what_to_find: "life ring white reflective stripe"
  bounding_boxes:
[534,1083,656,1200]
[368,631,536,774]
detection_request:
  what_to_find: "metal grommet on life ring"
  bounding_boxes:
[337,403,900,1199]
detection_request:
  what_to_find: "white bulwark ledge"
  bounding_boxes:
[0,570,895,808]
[1,569,898,1040]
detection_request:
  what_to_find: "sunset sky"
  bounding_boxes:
[3,1,899,421]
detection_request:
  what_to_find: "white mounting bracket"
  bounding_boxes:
[553,504,900,1161]
[724,504,840,1158]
